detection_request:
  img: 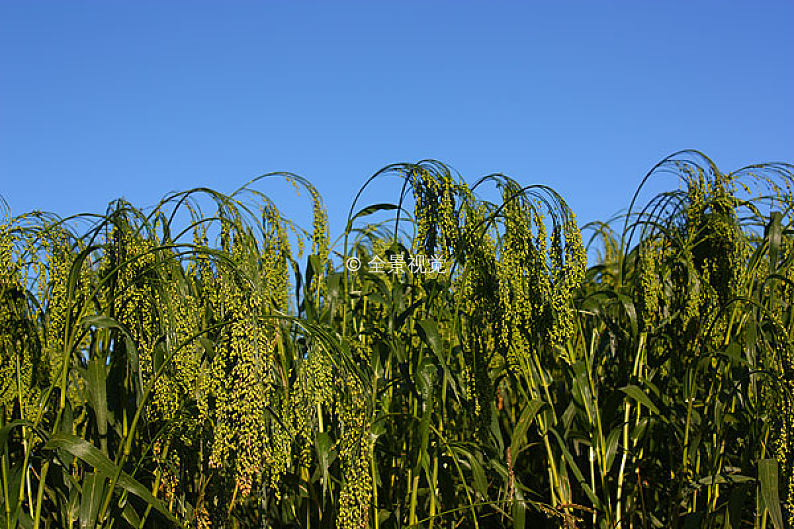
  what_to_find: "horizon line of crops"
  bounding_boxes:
[1,149,793,528]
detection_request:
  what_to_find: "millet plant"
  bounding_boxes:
[0,150,792,528]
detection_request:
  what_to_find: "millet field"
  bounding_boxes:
[1,150,793,529]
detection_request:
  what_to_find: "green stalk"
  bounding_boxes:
[585,326,611,518]
[428,456,439,529]
[681,342,700,504]
[34,248,96,529]
[428,364,447,529]
[137,441,168,529]
[15,348,34,519]
[408,473,420,526]
[96,323,225,524]
[31,460,49,529]
[407,374,419,525]
[617,332,646,526]
[589,446,596,528]
[1,407,11,529]
[371,366,379,529]
[33,359,73,529]
[525,350,563,508]
[429,424,479,529]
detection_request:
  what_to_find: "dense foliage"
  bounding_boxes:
[1,151,793,528]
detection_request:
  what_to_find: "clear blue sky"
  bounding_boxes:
[2,2,792,243]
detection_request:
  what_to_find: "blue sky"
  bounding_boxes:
[1,2,792,245]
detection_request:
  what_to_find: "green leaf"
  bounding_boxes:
[510,400,544,459]
[152,340,166,372]
[43,433,180,525]
[454,447,487,499]
[345,203,399,233]
[198,336,215,362]
[619,384,660,415]
[79,471,105,529]
[765,212,783,272]
[315,432,333,499]
[81,314,121,330]
[759,458,784,529]
[549,428,601,509]
[469,454,488,500]
[604,426,621,472]
[62,485,80,527]
[0,420,35,451]
[416,358,437,401]
[417,318,460,401]
[3,461,24,527]
[65,245,101,309]
[417,319,442,357]
[82,314,140,372]
[86,356,109,454]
